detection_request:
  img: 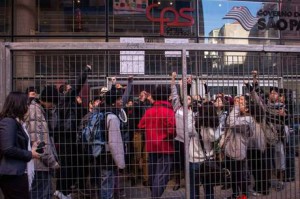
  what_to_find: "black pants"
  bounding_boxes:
[173,140,185,183]
[247,149,271,195]
[0,174,30,199]
[225,156,248,197]
[56,142,88,194]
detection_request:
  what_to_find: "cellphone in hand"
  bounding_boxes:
[36,141,46,154]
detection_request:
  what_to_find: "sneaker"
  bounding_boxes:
[53,190,72,199]
[252,191,262,197]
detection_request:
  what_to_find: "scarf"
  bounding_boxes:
[16,118,35,190]
[23,125,35,190]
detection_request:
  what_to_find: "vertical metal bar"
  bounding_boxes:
[5,44,12,95]
[105,0,109,42]
[195,0,199,43]
[11,0,14,41]
[0,43,6,109]
[182,48,190,199]
[72,1,75,32]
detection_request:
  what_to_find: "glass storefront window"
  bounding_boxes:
[109,0,197,37]
[0,0,298,44]
[0,0,11,36]
[36,0,106,34]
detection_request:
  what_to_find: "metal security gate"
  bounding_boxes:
[0,42,300,199]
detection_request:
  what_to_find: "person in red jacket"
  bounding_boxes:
[138,85,176,198]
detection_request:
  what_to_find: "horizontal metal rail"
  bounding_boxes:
[4,42,300,53]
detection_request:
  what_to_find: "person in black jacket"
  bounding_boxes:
[55,64,92,195]
[0,92,41,199]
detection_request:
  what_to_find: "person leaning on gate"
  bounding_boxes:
[130,89,154,186]
[190,101,221,199]
[224,95,256,199]
[138,84,176,198]
[55,64,92,195]
[170,72,194,191]
[94,87,125,199]
[247,71,289,191]
[0,92,41,199]
[24,85,60,199]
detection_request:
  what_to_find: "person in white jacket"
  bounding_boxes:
[189,102,220,199]
[171,72,195,190]
[224,95,256,198]
[95,88,125,199]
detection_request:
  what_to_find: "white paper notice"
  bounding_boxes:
[120,37,145,74]
[165,38,189,57]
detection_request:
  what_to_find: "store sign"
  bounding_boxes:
[257,10,300,31]
[224,6,300,32]
[146,3,194,36]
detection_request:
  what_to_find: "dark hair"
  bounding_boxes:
[196,101,219,129]
[105,88,123,105]
[0,92,29,121]
[152,85,171,101]
[25,86,36,94]
[58,85,65,94]
[40,85,59,104]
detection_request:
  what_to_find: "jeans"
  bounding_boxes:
[99,168,115,199]
[225,157,248,197]
[31,171,53,199]
[285,130,296,180]
[189,162,214,199]
[148,153,173,198]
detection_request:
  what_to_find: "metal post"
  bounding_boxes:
[0,43,5,109]
[5,43,12,94]
[182,48,190,199]
[0,43,12,109]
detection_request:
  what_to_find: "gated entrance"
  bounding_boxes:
[0,42,300,199]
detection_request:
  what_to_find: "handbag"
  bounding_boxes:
[198,130,231,186]
[261,120,279,145]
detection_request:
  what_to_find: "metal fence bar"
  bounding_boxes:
[4,42,300,53]
[182,49,190,199]
[1,42,300,199]
[0,43,5,108]
[0,43,12,108]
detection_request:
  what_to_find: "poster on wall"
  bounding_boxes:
[120,37,145,75]
[113,0,148,14]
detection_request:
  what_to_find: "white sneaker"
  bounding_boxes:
[53,190,72,199]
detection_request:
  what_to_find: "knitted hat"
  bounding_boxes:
[40,85,59,104]
[105,88,123,105]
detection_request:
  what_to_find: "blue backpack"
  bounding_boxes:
[82,111,112,157]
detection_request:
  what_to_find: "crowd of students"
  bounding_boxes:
[0,67,298,199]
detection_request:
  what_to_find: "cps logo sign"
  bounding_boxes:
[146,4,195,36]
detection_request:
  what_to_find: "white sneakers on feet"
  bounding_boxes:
[53,190,72,199]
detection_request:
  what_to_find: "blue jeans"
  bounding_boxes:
[98,168,115,199]
[189,162,214,199]
[148,153,173,198]
[31,171,52,199]
[285,130,296,180]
